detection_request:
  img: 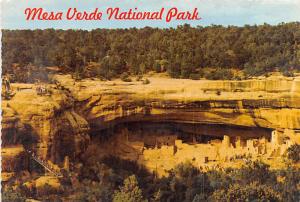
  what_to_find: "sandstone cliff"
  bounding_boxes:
[2,74,300,178]
[53,75,300,134]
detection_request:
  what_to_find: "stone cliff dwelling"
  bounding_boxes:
[88,122,294,176]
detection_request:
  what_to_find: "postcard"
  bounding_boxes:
[1,0,300,201]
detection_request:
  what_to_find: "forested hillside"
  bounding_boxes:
[2,22,300,81]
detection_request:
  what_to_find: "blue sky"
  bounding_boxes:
[1,0,300,29]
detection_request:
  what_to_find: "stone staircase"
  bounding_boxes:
[26,150,63,177]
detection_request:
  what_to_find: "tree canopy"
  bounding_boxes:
[2,22,300,80]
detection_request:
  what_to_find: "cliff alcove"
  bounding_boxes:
[84,121,274,176]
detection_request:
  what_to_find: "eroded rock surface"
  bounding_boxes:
[2,74,300,178]
[2,82,89,180]
[53,75,300,134]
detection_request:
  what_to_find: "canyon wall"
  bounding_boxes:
[53,75,300,134]
[2,74,300,179]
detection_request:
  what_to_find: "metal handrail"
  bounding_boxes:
[26,150,62,177]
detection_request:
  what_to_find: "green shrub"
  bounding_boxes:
[205,69,233,80]
[189,73,201,80]
[211,182,282,201]
[120,73,132,82]
[233,75,242,80]
[287,144,300,163]
[278,167,300,201]
[113,175,145,202]
[37,183,60,197]
[282,70,294,77]
[2,187,26,202]
[173,161,200,179]
[243,64,265,77]
[74,181,113,202]
[235,160,273,184]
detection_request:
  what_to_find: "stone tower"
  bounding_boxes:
[271,130,282,145]
[222,135,231,148]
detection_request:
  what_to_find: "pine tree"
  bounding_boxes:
[113,175,146,202]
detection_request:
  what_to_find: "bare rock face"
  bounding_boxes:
[52,75,300,133]
[1,103,29,181]
[2,102,27,145]
[48,110,90,163]
[2,83,90,169]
